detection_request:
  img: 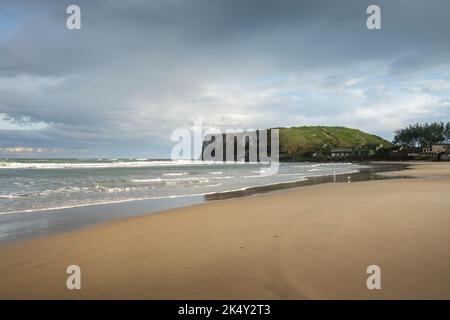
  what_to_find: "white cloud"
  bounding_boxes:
[0,113,48,130]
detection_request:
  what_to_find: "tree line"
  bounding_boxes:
[393,122,450,147]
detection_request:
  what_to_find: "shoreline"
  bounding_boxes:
[205,162,412,200]
[0,162,398,215]
[0,162,449,299]
[0,162,410,245]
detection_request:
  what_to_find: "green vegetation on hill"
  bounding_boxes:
[393,122,450,147]
[277,126,392,160]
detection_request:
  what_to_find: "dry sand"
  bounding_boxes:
[0,162,449,299]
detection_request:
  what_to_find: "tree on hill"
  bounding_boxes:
[446,122,450,143]
[393,122,449,147]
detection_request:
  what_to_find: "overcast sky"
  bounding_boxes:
[0,0,449,158]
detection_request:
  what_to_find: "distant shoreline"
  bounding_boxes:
[204,162,412,200]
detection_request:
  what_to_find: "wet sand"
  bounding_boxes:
[0,162,449,299]
[0,163,407,244]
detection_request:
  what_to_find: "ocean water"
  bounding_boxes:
[0,159,366,215]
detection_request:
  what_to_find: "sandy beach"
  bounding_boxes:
[0,162,449,299]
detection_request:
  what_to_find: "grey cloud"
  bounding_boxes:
[0,0,450,157]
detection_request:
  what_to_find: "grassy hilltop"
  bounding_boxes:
[277,126,392,160]
[202,126,392,161]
